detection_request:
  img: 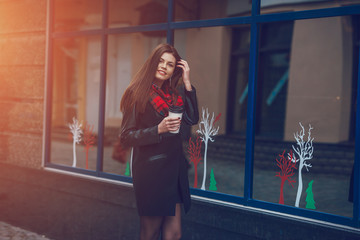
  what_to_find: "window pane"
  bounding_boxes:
[229,27,251,135]
[50,36,102,171]
[261,0,360,15]
[54,0,103,32]
[175,0,251,21]
[253,16,357,217]
[175,26,250,196]
[109,0,168,28]
[103,32,167,176]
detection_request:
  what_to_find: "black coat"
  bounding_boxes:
[120,86,199,216]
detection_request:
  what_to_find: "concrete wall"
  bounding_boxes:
[0,162,359,240]
[0,0,46,168]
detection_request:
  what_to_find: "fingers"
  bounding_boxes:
[165,117,181,128]
[164,117,181,132]
[176,59,190,71]
[158,116,182,134]
[177,59,191,86]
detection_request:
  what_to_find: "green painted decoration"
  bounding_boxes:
[306,180,316,209]
[125,161,130,176]
[209,168,217,191]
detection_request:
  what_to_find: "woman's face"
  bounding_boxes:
[154,52,176,83]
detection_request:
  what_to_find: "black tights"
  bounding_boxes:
[140,204,182,240]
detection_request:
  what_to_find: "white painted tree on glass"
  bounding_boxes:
[197,107,220,190]
[68,117,83,167]
[292,122,314,207]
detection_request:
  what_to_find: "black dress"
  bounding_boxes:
[120,86,199,216]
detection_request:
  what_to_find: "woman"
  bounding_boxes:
[120,43,199,240]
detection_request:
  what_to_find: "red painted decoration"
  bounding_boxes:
[83,122,95,169]
[275,150,297,204]
[213,113,221,126]
[188,135,202,188]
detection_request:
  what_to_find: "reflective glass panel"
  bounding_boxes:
[54,0,103,32]
[175,26,250,196]
[261,0,360,15]
[103,32,167,176]
[175,0,251,21]
[253,16,358,217]
[50,36,101,170]
[109,0,168,28]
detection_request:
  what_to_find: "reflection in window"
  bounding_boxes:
[175,26,249,196]
[109,0,168,28]
[253,16,357,217]
[228,26,251,135]
[227,22,293,138]
[260,0,360,15]
[103,33,167,176]
[54,0,103,32]
[175,0,251,21]
[257,21,293,139]
[51,36,101,170]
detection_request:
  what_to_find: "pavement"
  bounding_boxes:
[0,222,52,240]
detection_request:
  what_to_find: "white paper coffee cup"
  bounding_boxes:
[168,106,183,134]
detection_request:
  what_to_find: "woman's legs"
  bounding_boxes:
[140,216,163,240]
[161,204,182,240]
[140,204,182,240]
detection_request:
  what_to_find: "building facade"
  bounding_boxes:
[1,0,360,239]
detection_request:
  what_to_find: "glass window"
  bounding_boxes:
[50,36,101,171]
[103,32,167,176]
[53,0,103,32]
[261,0,360,15]
[256,21,293,139]
[175,26,250,196]
[228,26,251,135]
[253,16,357,217]
[175,0,251,22]
[46,0,360,227]
[109,0,168,28]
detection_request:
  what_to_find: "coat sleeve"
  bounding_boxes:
[182,86,199,126]
[119,105,161,148]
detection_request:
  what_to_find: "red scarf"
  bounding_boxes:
[149,82,183,117]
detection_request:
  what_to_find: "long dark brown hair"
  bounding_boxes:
[120,43,182,114]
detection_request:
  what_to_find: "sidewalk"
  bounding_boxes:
[0,222,52,240]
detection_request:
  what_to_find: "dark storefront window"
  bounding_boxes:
[227,26,250,135]
[253,16,355,217]
[45,0,360,228]
[256,21,293,139]
[228,21,293,138]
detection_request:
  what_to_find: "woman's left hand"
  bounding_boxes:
[177,59,192,91]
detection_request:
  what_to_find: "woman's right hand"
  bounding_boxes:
[158,117,181,134]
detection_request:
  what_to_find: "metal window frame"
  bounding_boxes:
[44,0,360,228]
